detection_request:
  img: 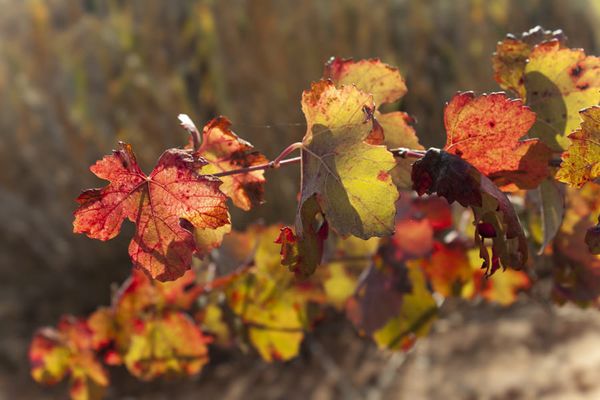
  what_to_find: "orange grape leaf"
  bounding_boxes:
[73,142,229,281]
[479,269,531,306]
[525,40,600,150]
[492,26,566,98]
[29,316,108,400]
[420,241,473,297]
[185,115,269,211]
[88,268,201,358]
[299,80,398,239]
[412,149,528,274]
[444,91,551,190]
[557,106,600,188]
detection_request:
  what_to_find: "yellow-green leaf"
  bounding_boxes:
[300,80,398,239]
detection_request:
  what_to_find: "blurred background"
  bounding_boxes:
[3,0,600,398]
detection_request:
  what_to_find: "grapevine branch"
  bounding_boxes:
[210,143,562,178]
[210,146,426,178]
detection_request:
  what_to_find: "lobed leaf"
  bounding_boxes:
[191,116,269,210]
[74,143,229,281]
[492,26,566,98]
[557,106,600,187]
[123,311,210,380]
[299,80,398,240]
[324,58,423,189]
[444,91,551,190]
[525,40,600,150]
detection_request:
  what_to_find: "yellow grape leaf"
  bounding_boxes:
[198,304,231,347]
[372,263,437,351]
[124,311,210,380]
[324,58,422,189]
[557,106,600,187]
[226,226,318,361]
[525,40,600,150]
[323,262,357,308]
[324,57,406,106]
[492,26,565,98]
[321,236,380,308]
[300,80,398,239]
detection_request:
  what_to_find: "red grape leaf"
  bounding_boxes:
[556,106,600,188]
[187,115,269,211]
[29,316,108,400]
[412,149,528,274]
[73,142,229,281]
[444,91,551,190]
[299,80,398,239]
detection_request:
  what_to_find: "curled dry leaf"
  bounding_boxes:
[73,142,229,281]
[411,149,528,274]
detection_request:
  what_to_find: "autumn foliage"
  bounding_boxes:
[30,26,600,399]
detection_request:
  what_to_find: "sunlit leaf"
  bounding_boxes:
[557,106,600,188]
[444,91,551,190]
[73,142,229,281]
[299,80,398,239]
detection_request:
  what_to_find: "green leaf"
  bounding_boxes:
[299,80,398,239]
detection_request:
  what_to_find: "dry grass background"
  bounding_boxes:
[2,0,600,398]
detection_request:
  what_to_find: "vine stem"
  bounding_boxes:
[210,145,426,178]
